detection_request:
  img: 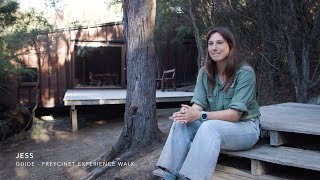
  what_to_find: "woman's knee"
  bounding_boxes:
[169,121,188,133]
[196,121,221,138]
[172,121,185,128]
[198,120,221,132]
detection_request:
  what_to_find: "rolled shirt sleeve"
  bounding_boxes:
[229,102,248,113]
[228,66,257,115]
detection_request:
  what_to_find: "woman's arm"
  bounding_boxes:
[206,109,241,122]
[172,104,241,123]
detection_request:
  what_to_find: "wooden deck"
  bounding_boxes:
[213,164,286,180]
[63,89,193,131]
[260,102,320,135]
[222,102,320,177]
[223,144,320,172]
[63,89,193,106]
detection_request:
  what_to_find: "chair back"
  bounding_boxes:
[162,68,175,79]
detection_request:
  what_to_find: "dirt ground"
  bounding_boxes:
[0,107,178,180]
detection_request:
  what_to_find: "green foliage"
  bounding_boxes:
[155,0,194,47]
[170,25,193,45]
[0,59,16,79]
[156,0,320,102]
[0,0,52,84]
[0,0,19,28]
[156,0,216,55]
[155,1,175,43]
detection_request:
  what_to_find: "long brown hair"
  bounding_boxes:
[205,27,242,92]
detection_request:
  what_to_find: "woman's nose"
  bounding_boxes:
[212,43,217,50]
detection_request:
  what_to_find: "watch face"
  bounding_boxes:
[201,112,208,121]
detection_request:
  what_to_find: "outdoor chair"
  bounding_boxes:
[89,72,101,86]
[156,68,176,92]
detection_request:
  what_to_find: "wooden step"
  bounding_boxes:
[260,103,320,135]
[221,144,320,175]
[260,103,320,146]
[214,164,286,180]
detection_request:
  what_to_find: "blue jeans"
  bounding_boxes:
[156,118,260,180]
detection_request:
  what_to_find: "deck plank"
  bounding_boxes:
[222,145,320,172]
[214,164,286,180]
[260,103,320,135]
[63,89,194,106]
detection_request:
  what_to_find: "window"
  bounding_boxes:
[20,67,38,86]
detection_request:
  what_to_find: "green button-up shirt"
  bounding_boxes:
[191,65,260,121]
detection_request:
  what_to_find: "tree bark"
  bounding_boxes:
[308,4,320,89]
[0,86,32,141]
[188,0,204,70]
[300,41,310,102]
[287,34,301,102]
[82,2,160,179]
[120,0,161,149]
[286,0,320,102]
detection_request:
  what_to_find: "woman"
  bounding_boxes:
[154,27,261,180]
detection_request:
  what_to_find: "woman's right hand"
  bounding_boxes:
[169,104,190,122]
[179,105,190,114]
[172,104,200,123]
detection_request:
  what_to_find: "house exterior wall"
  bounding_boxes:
[18,22,125,108]
[17,22,198,108]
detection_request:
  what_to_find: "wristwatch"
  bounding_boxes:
[200,111,208,122]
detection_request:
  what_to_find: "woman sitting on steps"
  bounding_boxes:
[153,26,261,180]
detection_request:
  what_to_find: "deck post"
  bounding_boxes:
[71,105,78,132]
[251,159,270,175]
[270,130,288,146]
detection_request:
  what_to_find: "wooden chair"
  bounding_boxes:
[89,72,100,86]
[156,68,176,92]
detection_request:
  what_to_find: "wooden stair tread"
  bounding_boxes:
[260,103,320,135]
[214,165,285,180]
[222,144,320,171]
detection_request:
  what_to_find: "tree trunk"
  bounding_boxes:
[120,0,160,149]
[287,36,303,102]
[286,0,307,103]
[286,0,320,103]
[81,3,161,178]
[299,41,310,103]
[84,0,161,169]
[287,36,310,103]
[0,86,32,141]
[32,39,43,119]
[188,0,204,70]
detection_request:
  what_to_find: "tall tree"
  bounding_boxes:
[207,0,320,103]
[83,0,160,179]
[188,0,204,69]
[0,0,48,140]
[122,0,160,148]
[155,0,215,71]
[177,0,213,69]
[285,0,320,102]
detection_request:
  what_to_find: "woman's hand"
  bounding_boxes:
[172,104,201,123]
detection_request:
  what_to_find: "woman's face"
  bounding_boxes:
[208,32,230,63]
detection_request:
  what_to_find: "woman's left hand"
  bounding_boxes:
[172,104,201,123]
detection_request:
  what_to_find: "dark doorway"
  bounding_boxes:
[74,45,122,88]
